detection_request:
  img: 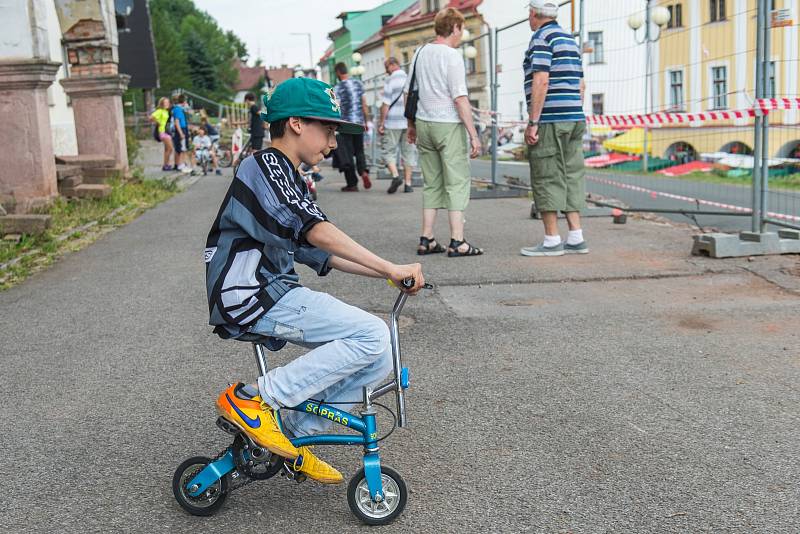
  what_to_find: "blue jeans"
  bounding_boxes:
[249,287,393,437]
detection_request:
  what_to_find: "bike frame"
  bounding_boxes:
[186,290,413,503]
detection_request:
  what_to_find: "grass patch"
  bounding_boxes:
[0,170,179,291]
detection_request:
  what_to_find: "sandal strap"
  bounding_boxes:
[449,239,483,256]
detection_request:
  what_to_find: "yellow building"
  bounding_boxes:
[380,0,490,112]
[652,0,799,160]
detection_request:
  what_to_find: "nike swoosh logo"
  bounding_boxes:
[226,393,261,428]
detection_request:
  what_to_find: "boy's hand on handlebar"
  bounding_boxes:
[388,263,424,294]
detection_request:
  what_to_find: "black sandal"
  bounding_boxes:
[417,236,446,255]
[447,239,484,257]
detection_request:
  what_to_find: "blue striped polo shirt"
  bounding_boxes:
[523,20,585,123]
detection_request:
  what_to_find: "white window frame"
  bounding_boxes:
[587,31,604,64]
[664,67,685,111]
[708,62,729,110]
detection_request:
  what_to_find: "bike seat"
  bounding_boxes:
[235,332,287,351]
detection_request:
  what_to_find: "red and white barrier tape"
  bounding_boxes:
[587,175,800,222]
[586,108,759,126]
[472,106,763,128]
[756,97,800,111]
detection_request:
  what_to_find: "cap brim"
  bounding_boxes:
[303,116,364,135]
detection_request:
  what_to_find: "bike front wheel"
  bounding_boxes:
[347,465,407,526]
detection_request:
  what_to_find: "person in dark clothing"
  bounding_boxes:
[244,92,266,150]
[332,62,371,192]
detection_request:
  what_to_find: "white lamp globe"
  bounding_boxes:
[351,52,363,63]
[627,12,644,30]
[358,65,367,75]
[652,6,671,27]
[462,28,471,40]
[349,66,359,76]
[464,46,478,59]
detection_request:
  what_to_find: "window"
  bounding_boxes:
[767,61,776,98]
[592,93,604,115]
[667,4,683,28]
[587,31,603,64]
[402,51,409,67]
[669,70,684,110]
[467,56,477,74]
[712,66,727,109]
[710,0,726,22]
[425,0,440,13]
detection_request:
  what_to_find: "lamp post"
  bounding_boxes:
[628,1,670,172]
[290,32,314,72]
[350,52,365,78]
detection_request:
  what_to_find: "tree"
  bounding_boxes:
[149,0,244,100]
[226,30,248,62]
[150,5,191,91]
[182,29,216,94]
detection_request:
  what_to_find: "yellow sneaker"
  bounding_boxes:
[292,446,343,484]
[216,383,299,459]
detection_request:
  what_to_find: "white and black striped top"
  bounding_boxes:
[204,148,331,339]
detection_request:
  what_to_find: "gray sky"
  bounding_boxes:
[194,0,387,69]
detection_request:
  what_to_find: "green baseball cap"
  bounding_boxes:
[259,77,364,135]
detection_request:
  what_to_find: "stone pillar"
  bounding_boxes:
[0,60,61,213]
[60,74,131,172]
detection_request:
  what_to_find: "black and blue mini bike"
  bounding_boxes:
[172,281,429,525]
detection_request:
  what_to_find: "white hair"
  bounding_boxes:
[530,1,558,18]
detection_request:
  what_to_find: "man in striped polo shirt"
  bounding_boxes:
[521,0,589,257]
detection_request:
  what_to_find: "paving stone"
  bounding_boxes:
[0,214,51,235]
[55,154,116,169]
[60,184,111,200]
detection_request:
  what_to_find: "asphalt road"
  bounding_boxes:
[471,159,800,233]
[1,163,799,533]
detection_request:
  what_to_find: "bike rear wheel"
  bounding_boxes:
[217,145,233,167]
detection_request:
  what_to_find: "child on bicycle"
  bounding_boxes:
[191,127,220,175]
[205,77,424,484]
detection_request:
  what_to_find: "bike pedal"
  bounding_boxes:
[216,416,240,436]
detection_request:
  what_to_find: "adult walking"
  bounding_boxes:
[406,7,482,257]
[150,97,174,171]
[521,0,588,256]
[332,62,371,192]
[378,57,416,194]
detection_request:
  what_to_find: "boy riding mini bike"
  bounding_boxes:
[172,78,426,525]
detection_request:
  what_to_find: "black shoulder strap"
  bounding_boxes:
[388,85,403,109]
[408,44,427,92]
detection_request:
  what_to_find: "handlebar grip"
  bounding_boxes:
[401,278,415,289]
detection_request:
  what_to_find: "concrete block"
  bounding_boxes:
[61,184,111,200]
[56,164,81,181]
[692,231,800,258]
[55,154,116,169]
[58,175,83,190]
[80,164,124,184]
[0,214,51,235]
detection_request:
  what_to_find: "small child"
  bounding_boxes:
[191,127,220,175]
[204,78,424,483]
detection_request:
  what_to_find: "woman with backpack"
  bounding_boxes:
[404,8,483,258]
[150,97,175,171]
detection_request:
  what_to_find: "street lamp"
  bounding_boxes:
[351,52,364,78]
[628,1,670,172]
[290,32,314,72]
